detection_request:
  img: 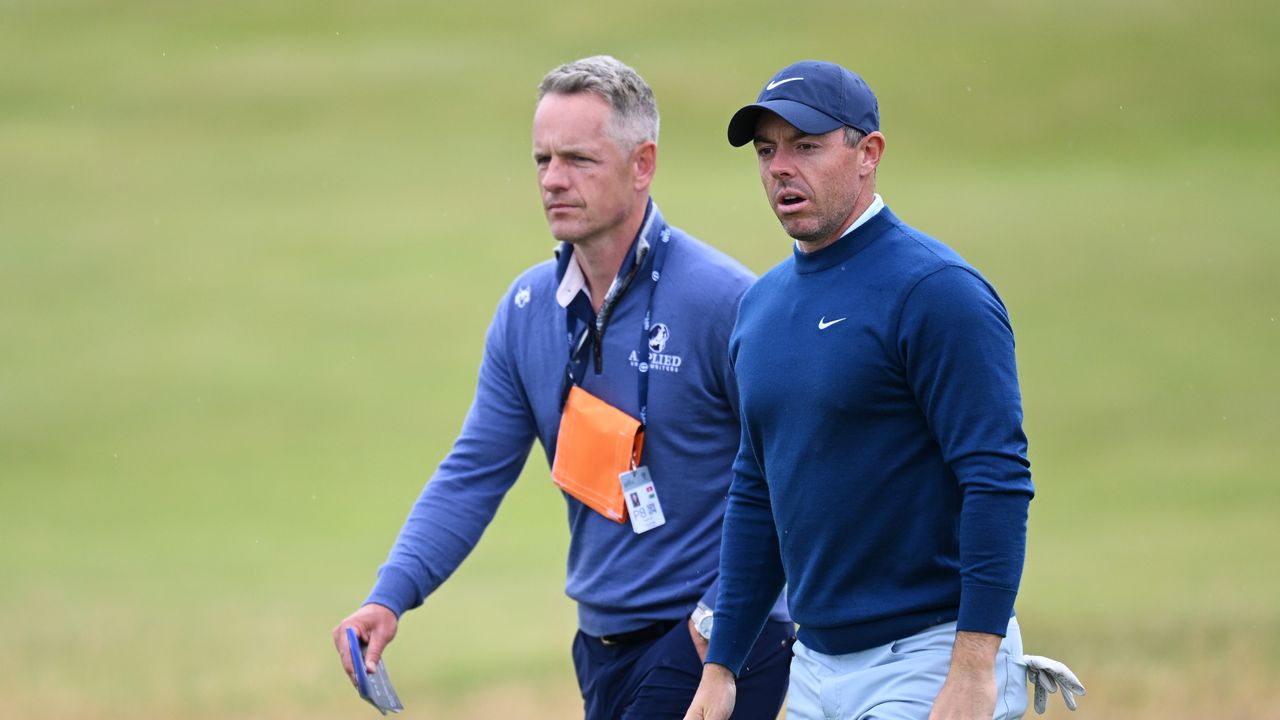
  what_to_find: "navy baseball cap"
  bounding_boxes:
[727,60,879,147]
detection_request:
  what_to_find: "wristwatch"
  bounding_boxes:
[691,603,714,641]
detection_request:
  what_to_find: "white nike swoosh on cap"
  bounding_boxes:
[818,316,847,330]
[765,77,803,91]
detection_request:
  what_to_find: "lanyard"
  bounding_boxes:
[560,227,672,428]
[633,228,670,426]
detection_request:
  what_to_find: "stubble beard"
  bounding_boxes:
[779,211,847,248]
[779,184,866,249]
[555,203,634,249]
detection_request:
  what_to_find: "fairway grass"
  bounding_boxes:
[3,1,1278,717]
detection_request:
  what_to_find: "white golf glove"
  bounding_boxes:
[1023,654,1085,713]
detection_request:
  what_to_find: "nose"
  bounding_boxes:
[540,157,570,193]
[767,146,795,179]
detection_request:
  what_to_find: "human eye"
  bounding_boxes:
[755,145,775,158]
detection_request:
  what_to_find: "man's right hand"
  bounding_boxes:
[682,663,737,720]
[332,604,399,687]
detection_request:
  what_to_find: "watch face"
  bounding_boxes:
[697,615,714,639]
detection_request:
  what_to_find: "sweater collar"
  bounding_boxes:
[792,204,895,274]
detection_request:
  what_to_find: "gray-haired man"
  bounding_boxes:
[333,56,792,719]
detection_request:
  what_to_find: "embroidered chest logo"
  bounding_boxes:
[630,322,683,373]
[648,323,670,352]
[818,316,846,330]
[513,286,531,308]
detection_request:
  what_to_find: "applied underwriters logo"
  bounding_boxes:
[630,322,682,373]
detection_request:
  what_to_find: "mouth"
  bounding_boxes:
[774,190,809,214]
[545,201,579,214]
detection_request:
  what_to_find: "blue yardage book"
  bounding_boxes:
[346,627,404,715]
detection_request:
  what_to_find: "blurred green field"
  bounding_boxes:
[2,1,1278,718]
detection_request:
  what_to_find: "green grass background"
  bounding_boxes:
[3,1,1277,717]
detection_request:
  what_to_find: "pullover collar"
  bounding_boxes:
[793,205,896,275]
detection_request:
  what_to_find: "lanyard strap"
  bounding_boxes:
[560,228,673,427]
[634,228,671,427]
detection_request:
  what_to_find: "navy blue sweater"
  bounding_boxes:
[706,207,1035,674]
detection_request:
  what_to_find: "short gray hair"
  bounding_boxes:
[538,55,660,149]
[843,126,865,148]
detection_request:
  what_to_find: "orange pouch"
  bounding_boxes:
[551,385,645,523]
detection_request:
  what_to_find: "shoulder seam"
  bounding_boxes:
[891,264,986,364]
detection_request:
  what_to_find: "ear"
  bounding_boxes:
[859,132,885,176]
[631,140,657,191]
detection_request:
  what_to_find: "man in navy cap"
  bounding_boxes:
[683,60,1036,719]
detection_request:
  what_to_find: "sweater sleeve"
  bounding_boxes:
[697,281,752,613]
[898,266,1035,636]
[365,293,537,617]
[703,378,786,674]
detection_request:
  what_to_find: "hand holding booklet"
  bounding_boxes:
[346,627,405,715]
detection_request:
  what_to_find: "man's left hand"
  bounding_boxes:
[928,631,1000,720]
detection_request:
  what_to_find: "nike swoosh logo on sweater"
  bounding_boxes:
[818,317,847,330]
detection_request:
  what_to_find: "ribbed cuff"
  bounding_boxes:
[703,613,760,676]
[363,565,421,618]
[957,583,1018,636]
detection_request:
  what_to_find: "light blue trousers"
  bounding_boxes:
[786,618,1027,720]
